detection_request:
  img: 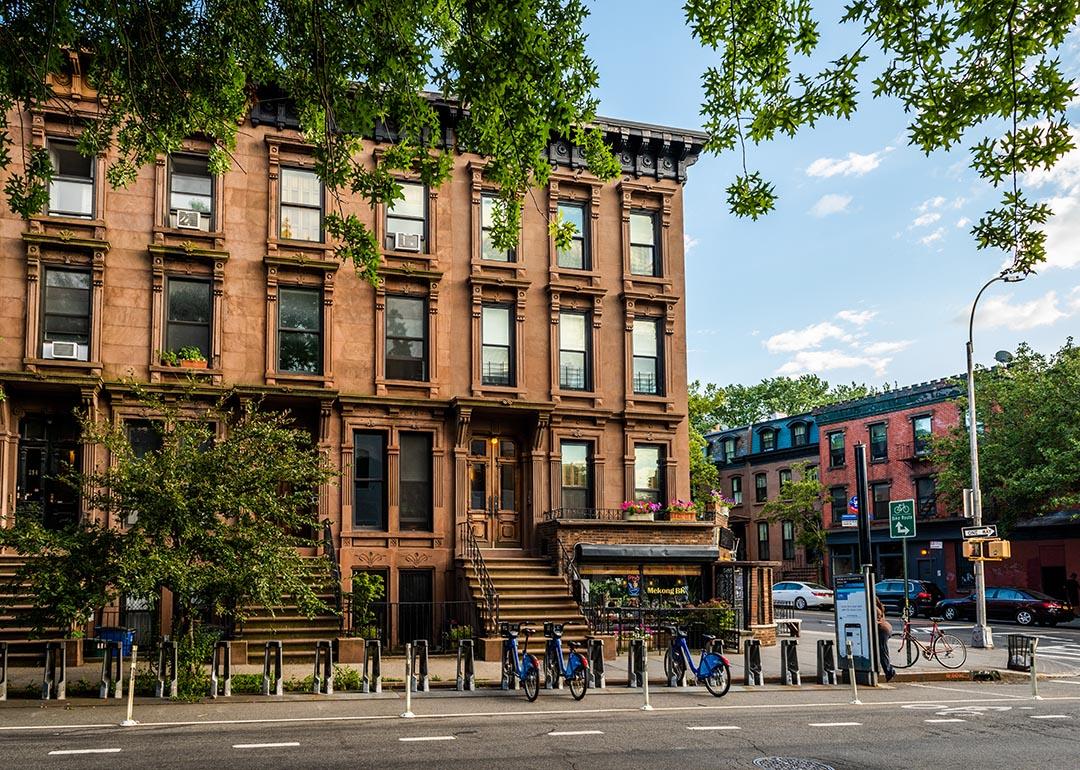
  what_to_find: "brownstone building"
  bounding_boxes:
[0,73,717,651]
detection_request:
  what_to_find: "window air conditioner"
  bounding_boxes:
[43,340,88,360]
[394,231,422,252]
[172,209,210,231]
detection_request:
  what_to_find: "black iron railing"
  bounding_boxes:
[458,522,499,634]
[322,520,344,629]
[544,508,718,523]
[587,605,742,652]
[341,598,479,651]
[554,538,600,631]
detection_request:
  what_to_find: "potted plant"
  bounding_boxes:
[176,346,208,369]
[666,499,698,522]
[709,489,734,523]
[622,500,659,522]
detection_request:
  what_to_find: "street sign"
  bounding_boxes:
[888,499,916,539]
[962,525,998,539]
[930,540,943,549]
[841,513,858,528]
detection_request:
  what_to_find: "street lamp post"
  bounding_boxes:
[966,272,1024,649]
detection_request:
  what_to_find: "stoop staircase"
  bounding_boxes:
[461,549,590,642]
[0,553,70,665]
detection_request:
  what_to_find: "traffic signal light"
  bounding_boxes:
[962,540,984,559]
[987,540,1011,559]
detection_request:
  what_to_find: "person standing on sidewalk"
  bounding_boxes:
[876,597,896,682]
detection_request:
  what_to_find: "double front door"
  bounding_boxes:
[467,436,521,547]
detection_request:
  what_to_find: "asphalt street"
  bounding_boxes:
[5,678,1080,769]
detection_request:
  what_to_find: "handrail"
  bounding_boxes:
[458,522,499,634]
[322,520,344,631]
[556,538,599,631]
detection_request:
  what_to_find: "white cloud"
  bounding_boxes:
[919,227,945,246]
[776,349,891,378]
[956,217,971,229]
[910,212,941,228]
[835,309,877,326]
[917,196,947,213]
[862,340,914,355]
[810,193,852,217]
[764,322,854,353]
[974,289,1075,331]
[806,148,892,178]
[684,233,700,254]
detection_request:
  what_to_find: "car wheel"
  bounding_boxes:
[794,597,807,610]
[1016,610,1034,626]
[942,607,957,621]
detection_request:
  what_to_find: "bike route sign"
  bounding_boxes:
[888,499,916,539]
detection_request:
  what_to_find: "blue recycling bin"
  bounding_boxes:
[96,626,136,657]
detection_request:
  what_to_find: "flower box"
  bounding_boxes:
[668,509,697,522]
[624,509,655,522]
[180,359,208,369]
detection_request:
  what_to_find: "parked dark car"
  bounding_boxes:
[875,579,945,617]
[934,587,1076,626]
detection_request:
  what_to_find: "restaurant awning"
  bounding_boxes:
[574,544,720,564]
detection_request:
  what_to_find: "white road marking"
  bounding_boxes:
[686,725,741,731]
[1030,715,1071,720]
[232,742,300,749]
[1048,680,1080,685]
[808,722,862,727]
[925,718,966,723]
[48,749,122,756]
[399,736,457,742]
[548,730,604,736]
[909,683,1025,699]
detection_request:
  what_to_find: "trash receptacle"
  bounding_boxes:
[1007,634,1036,672]
[96,627,136,657]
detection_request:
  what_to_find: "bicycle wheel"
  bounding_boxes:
[524,667,540,702]
[892,637,919,669]
[932,634,968,669]
[568,655,589,701]
[703,660,731,698]
[664,647,686,682]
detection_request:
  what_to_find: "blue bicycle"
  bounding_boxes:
[543,622,589,700]
[661,624,731,697]
[500,621,541,701]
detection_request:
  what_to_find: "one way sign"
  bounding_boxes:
[962,525,998,539]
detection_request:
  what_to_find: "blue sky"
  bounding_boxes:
[583,3,1080,389]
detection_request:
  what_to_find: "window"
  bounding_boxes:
[760,429,777,452]
[755,472,768,503]
[385,296,427,381]
[805,465,819,481]
[871,481,891,520]
[632,318,662,395]
[722,437,737,462]
[869,423,888,461]
[126,420,163,459]
[41,268,91,361]
[629,211,659,276]
[913,415,932,456]
[792,422,808,447]
[830,486,848,523]
[399,432,433,531]
[556,202,588,269]
[633,444,664,503]
[828,431,845,468]
[385,181,427,252]
[169,155,213,229]
[782,521,796,560]
[353,432,387,529]
[916,477,937,517]
[757,522,770,561]
[731,476,743,505]
[166,278,211,359]
[559,311,590,390]
[280,168,323,242]
[560,441,592,510]
[47,139,94,218]
[481,194,514,262]
[779,469,792,488]
[481,305,514,386]
[277,287,321,374]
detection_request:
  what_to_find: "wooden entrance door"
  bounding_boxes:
[466,436,521,547]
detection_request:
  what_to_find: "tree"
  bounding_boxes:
[933,340,1080,532]
[713,375,875,428]
[688,380,725,502]
[0,388,335,691]
[0,1,618,283]
[761,462,827,580]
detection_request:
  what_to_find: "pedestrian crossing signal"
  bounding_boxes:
[962,540,983,559]
[987,540,1011,559]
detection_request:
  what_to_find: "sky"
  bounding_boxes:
[582,2,1080,389]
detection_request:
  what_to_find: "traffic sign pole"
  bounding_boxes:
[902,538,909,619]
[854,445,872,570]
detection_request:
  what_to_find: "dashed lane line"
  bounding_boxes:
[808,722,862,727]
[48,749,122,756]
[686,726,741,731]
[1030,715,1072,720]
[548,730,604,736]
[924,719,966,724]
[398,736,457,742]
[232,742,300,749]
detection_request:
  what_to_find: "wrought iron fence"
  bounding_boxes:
[340,598,479,652]
[587,604,742,653]
[94,606,157,652]
[544,508,719,523]
[458,521,499,633]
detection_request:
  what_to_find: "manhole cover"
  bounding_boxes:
[753,759,835,770]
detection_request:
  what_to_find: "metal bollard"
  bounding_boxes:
[156,639,178,699]
[627,637,645,688]
[99,640,122,699]
[743,639,763,687]
[1030,637,1041,700]
[363,639,382,693]
[640,643,653,711]
[587,638,606,689]
[401,642,415,718]
[121,645,138,727]
[0,641,7,701]
[410,640,429,693]
[544,638,563,690]
[262,640,283,696]
[313,640,333,695]
[455,639,475,692]
[780,639,801,686]
[44,641,68,700]
[210,641,231,698]
[846,640,860,705]
[816,639,837,685]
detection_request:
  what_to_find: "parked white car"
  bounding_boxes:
[773,581,834,610]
